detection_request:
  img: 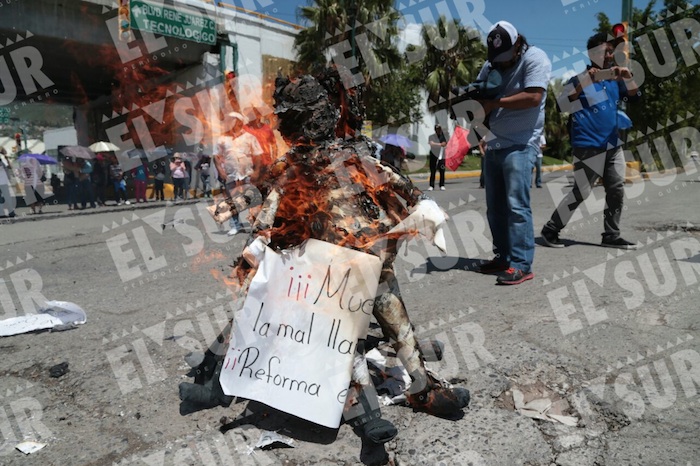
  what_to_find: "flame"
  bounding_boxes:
[261,143,420,258]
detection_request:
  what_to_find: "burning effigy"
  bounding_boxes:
[181,67,469,444]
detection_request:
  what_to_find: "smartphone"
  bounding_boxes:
[592,68,619,81]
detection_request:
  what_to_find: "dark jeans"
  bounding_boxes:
[65,180,79,207]
[173,178,185,199]
[154,180,164,200]
[80,178,96,208]
[429,155,445,188]
[544,147,626,240]
[479,156,485,187]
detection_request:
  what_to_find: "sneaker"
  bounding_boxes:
[440,186,446,191]
[541,228,564,248]
[125,200,131,205]
[427,186,434,191]
[496,267,534,285]
[601,237,638,249]
[117,201,123,206]
[477,259,509,274]
[227,226,239,236]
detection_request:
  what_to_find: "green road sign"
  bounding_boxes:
[0,107,10,125]
[130,0,216,45]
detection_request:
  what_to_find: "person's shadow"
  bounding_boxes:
[217,400,390,465]
[409,256,485,276]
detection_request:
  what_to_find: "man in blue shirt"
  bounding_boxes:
[541,32,639,249]
[475,21,551,285]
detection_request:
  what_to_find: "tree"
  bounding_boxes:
[544,79,571,161]
[293,0,422,127]
[618,0,700,171]
[417,16,486,116]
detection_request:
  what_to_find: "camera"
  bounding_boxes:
[451,68,503,102]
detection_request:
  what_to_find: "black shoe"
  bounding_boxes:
[601,237,638,249]
[477,259,509,274]
[541,228,564,248]
[362,417,398,444]
[496,267,534,285]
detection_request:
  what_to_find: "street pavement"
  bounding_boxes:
[0,162,698,465]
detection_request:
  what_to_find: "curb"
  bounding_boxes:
[1,198,206,224]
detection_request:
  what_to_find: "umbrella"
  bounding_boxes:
[18,153,58,165]
[379,134,413,148]
[89,141,121,152]
[60,146,96,159]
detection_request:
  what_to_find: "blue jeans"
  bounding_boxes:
[484,145,537,273]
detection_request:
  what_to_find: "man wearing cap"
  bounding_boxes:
[213,111,264,236]
[474,20,551,285]
[541,32,639,250]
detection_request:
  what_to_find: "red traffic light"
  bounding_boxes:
[612,23,626,38]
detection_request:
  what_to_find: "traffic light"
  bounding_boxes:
[118,0,131,41]
[611,22,629,66]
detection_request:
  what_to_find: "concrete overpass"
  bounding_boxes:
[0,0,298,154]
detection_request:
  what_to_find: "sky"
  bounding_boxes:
[222,0,630,60]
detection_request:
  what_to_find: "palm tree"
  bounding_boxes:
[295,0,401,77]
[418,16,487,115]
[293,0,421,127]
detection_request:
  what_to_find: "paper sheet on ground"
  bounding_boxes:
[0,301,87,337]
[219,239,382,428]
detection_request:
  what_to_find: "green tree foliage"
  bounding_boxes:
[293,0,422,127]
[416,16,486,114]
[623,0,700,171]
[544,79,572,160]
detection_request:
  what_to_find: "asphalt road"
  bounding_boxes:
[1,163,699,465]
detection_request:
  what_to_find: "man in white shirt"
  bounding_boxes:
[213,112,264,236]
[427,124,448,190]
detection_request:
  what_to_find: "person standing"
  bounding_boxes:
[153,164,166,201]
[132,162,148,203]
[91,157,108,206]
[109,158,130,205]
[63,158,79,210]
[213,112,263,236]
[477,137,486,188]
[533,134,546,188]
[428,124,448,191]
[20,156,45,214]
[474,20,551,285]
[243,107,279,167]
[194,154,212,198]
[541,32,639,249]
[170,154,187,201]
[0,149,16,218]
[183,158,192,200]
[78,158,96,209]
